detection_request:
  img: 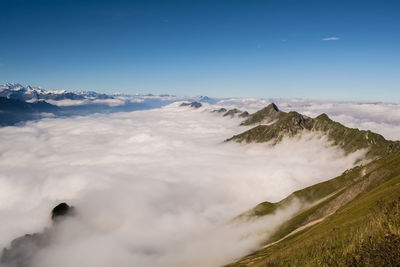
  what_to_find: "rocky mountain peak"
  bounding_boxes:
[240,103,284,126]
[267,102,279,112]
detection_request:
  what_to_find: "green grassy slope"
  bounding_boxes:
[228,152,400,266]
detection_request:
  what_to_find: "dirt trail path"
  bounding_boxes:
[262,212,333,249]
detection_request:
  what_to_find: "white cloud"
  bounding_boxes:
[45,95,189,107]
[0,102,362,266]
[45,97,129,107]
[322,37,340,41]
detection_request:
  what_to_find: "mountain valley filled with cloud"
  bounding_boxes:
[1,93,400,266]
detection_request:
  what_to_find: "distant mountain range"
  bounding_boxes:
[0,84,130,126]
[0,84,216,126]
[0,83,111,102]
[0,83,214,103]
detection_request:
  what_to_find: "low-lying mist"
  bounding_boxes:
[0,102,364,266]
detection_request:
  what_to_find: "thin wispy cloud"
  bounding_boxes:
[322,37,340,41]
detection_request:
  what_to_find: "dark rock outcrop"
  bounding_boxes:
[212,108,227,113]
[223,109,242,117]
[1,203,75,267]
[212,107,249,118]
[51,202,75,222]
[180,102,202,108]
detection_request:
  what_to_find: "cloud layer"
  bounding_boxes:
[0,102,364,266]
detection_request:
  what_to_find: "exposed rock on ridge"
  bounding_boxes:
[180,101,202,108]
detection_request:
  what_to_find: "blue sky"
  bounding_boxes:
[0,0,399,101]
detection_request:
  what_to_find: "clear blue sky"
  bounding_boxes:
[0,0,399,101]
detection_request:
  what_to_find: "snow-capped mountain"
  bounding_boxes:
[0,83,219,126]
[0,83,111,102]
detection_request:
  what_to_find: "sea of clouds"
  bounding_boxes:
[0,100,395,266]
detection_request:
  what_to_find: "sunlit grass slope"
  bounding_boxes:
[228,151,400,266]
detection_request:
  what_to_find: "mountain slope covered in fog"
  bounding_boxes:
[223,104,400,266]
[0,84,211,126]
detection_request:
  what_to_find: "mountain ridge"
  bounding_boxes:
[227,103,400,159]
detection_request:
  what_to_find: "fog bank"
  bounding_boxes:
[0,102,363,266]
